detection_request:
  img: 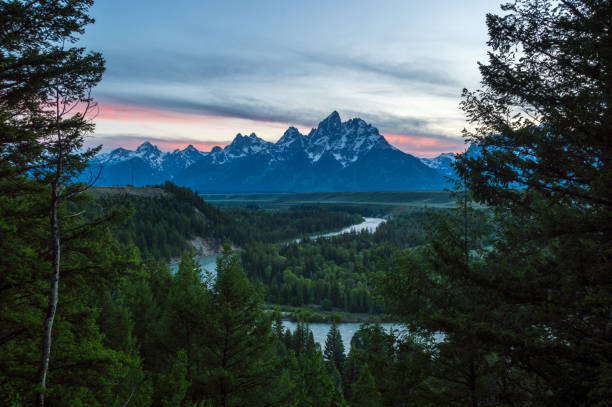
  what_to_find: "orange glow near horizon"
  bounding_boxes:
[97,102,210,124]
[383,133,465,157]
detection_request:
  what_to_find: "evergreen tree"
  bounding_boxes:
[0,0,100,181]
[455,0,612,403]
[0,1,105,405]
[0,182,146,405]
[379,1,612,404]
[324,322,346,373]
[350,364,382,407]
[294,348,345,407]
[201,245,284,407]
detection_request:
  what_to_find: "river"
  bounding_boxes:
[169,253,220,278]
[294,217,386,243]
[176,217,387,277]
[282,321,401,351]
[171,217,397,350]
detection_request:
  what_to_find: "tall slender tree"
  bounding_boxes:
[202,244,285,407]
[324,322,346,373]
[35,46,104,406]
[0,1,105,405]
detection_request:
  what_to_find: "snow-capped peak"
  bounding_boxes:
[304,111,391,166]
[317,111,342,136]
[277,127,305,148]
[136,141,160,154]
[208,132,274,164]
[227,133,271,153]
[97,141,205,174]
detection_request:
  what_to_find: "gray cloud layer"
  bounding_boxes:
[98,91,463,143]
[103,48,460,91]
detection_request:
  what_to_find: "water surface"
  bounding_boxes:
[282,321,400,351]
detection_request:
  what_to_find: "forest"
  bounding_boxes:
[91,182,363,260]
[241,211,434,314]
[1,1,610,406]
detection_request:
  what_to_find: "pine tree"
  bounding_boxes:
[0,2,105,405]
[324,322,346,373]
[294,348,345,407]
[0,0,100,181]
[201,245,284,407]
[451,0,610,403]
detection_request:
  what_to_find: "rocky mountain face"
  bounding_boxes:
[90,142,206,186]
[91,111,451,191]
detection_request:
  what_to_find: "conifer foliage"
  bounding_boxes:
[379,1,612,405]
[324,323,346,373]
[456,0,612,403]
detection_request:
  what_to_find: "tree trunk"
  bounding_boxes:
[36,183,60,407]
[469,358,478,407]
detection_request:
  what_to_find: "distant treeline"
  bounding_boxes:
[92,182,364,260]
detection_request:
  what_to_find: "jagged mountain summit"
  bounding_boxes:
[91,111,449,191]
[92,142,207,185]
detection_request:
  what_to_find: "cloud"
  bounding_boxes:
[102,48,460,92]
[96,94,326,129]
[96,93,462,141]
[295,51,460,88]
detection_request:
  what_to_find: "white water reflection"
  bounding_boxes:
[282,321,399,351]
[294,217,386,243]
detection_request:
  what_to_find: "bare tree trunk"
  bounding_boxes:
[36,183,60,407]
[37,89,63,407]
[464,186,469,265]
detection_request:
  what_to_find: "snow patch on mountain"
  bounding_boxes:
[96,142,206,174]
[301,112,392,167]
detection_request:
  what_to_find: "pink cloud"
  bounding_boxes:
[96,102,207,124]
[383,133,465,157]
[92,101,466,158]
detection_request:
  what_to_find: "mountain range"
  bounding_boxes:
[90,111,466,192]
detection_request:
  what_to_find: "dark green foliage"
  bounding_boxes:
[454,0,612,404]
[0,0,100,180]
[96,183,235,260]
[97,182,364,261]
[342,324,414,407]
[350,365,382,407]
[241,209,433,313]
[200,246,284,407]
[324,323,346,373]
[377,1,612,405]
[225,205,364,243]
[0,179,148,406]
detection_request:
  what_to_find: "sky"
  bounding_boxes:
[81,0,500,157]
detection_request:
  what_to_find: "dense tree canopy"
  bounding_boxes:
[379,1,612,405]
[2,0,610,406]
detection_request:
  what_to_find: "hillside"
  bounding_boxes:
[91,183,365,260]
